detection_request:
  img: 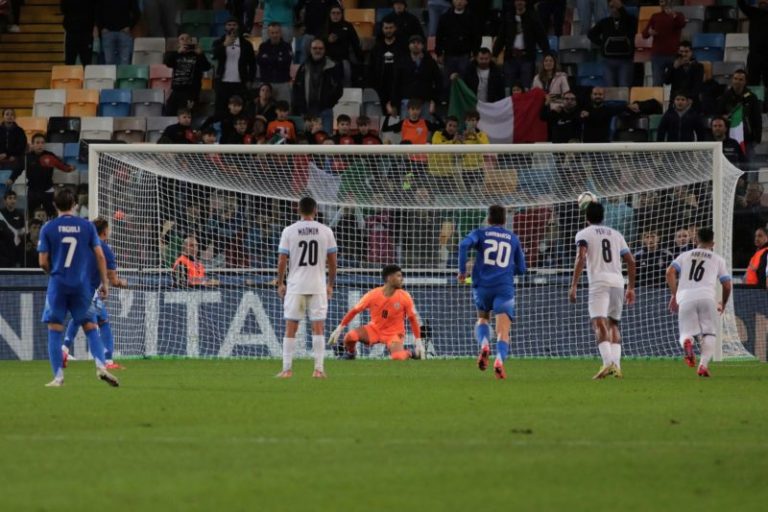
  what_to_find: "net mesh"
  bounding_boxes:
[91,143,750,359]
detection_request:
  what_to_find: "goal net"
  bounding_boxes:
[88,142,750,360]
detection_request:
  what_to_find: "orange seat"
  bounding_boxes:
[345,9,376,39]
[65,89,99,117]
[638,6,658,33]
[634,34,653,63]
[629,86,664,105]
[16,117,48,139]
[51,65,84,90]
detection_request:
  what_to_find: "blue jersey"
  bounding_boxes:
[458,226,527,289]
[38,215,101,290]
[87,241,116,292]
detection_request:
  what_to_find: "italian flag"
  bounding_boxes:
[448,79,548,143]
[729,104,746,153]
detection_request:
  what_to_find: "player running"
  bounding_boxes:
[276,197,337,379]
[329,264,424,360]
[665,228,732,377]
[62,217,128,370]
[38,188,118,387]
[569,202,636,380]
[458,205,526,379]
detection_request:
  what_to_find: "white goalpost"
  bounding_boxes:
[88,142,751,360]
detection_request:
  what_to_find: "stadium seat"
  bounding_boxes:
[50,65,84,89]
[700,60,713,81]
[558,35,594,65]
[65,89,99,117]
[753,86,765,102]
[630,86,664,105]
[99,89,132,117]
[149,64,174,91]
[712,61,746,85]
[180,10,215,38]
[679,6,706,39]
[638,6,657,32]
[334,88,363,119]
[62,143,81,167]
[112,117,147,144]
[536,35,560,62]
[165,36,178,52]
[211,10,231,37]
[346,9,376,38]
[724,33,749,64]
[146,116,177,143]
[704,6,738,32]
[131,89,166,117]
[339,88,364,105]
[116,65,150,89]
[604,87,630,104]
[362,88,383,117]
[47,117,81,143]
[576,61,606,87]
[84,65,116,89]
[33,89,66,118]
[199,36,217,60]
[192,89,215,126]
[684,0,715,5]
[692,33,725,63]
[634,34,653,63]
[333,102,361,120]
[81,117,114,140]
[132,37,167,66]
[614,126,649,142]
[16,117,48,139]
[375,7,393,24]
[43,142,63,158]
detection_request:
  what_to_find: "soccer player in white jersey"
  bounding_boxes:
[569,202,636,379]
[276,197,338,379]
[665,227,732,377]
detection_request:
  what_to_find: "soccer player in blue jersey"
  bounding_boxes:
[62,217,128,370]
[458,205,527,379]
[38,188,119,387]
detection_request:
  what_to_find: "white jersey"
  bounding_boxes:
[278,220,337,295]
[671,248,730,305]
[575,224,630,288]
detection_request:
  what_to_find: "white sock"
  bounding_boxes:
[597,341,613,366]
[282,337,296,371]
[312,335,325,371]
[611,344,622,368]
[700,335,715,368]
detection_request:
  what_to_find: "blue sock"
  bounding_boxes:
[496,340,509,362]
[48,329,64,378]
[85,328,106,367]
[63,319,78,354]
[100,322,114,361]
[475,323,491,348]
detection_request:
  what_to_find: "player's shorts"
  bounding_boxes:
[86,291,109,323]
[678,298,718,343]
[41,283,94,325]
[588,285,624,321]
[472,285,516,320]
[362,323,405,348]
[283,293,328,321]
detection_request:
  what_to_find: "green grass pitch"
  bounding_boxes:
[1,358,767,512]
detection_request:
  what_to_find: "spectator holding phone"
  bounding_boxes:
[212,17,255,116]
[164,33,212,115]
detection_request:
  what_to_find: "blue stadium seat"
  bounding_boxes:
[577,61,606,87]
[692,33,725,63]
[211,10,231,37]
[99,89,132,117]
[375,8,393,24]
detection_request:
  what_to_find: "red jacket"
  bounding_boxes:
[643,11,686,56]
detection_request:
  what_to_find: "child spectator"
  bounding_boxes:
[253,83,277,123]
[354,116,382,145]
[429,115,460,193]
[200,128,218,144]
[460,110,489,192]
[304,115,329,144]
[221,116,252,144]
[266,101,298,143]
[200,95,249,143]
[333,114,356,144]
[382,98,443,144]
[158,108,198,144]
[251,115,268,144]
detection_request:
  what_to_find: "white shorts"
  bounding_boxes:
[678,298,718,342]
[283,293,328,322]
[588,286,624,321]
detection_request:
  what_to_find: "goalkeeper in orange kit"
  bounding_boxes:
[329,264,424,360]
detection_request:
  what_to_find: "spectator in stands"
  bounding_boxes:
[3,0,22,33]
[634,229,673,286]
[321,5,363,87]
[588,0,636,87]
[158,108,198,144]
[537,0,566,37]
[391,35,442,115]
[61,0,95,65]
[427,0,451,38]
[383,98,443,144]
[604,195,635,247]
[734,183,768,267]
[173,236,219,287]
[96,0,140,66]
[744,226,768,288]
[332,114,355,145]
[250,115,268,144]
[291,38,343,133]
[23,218,42,267]
[711,116,746,168]
[303,114,329,144]
[298,0,341,43]
[657,92,707,142]
[580,87,625,142]
[577,0,609,36]
[435,0,480,91]
[164,33,212,116]
[664,41,704,110]
[262,0,298,42]
[381,0,424,41]
[369,19,407,110]
[143,0,178,38]
[266,101,298,143]
[253,83,277,122]
[0,108,26,172]
[460,110,488,193]
[531,51,570,109]
[493,0,549,90]
[32,207,47,223]
[642,0,686,87]
[354,116,382,145]
[457,47,505,103]
[221,115,252,144]
[212,17,256,116]
[541,90,582,143]
[670,226,695,257]
[738,0,768,87]
[716,70,763,157]
[201,94,249,142]
[0,189,24,266]
[257,23,294,106]
[200,128,218,144]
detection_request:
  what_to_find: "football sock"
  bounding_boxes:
[63,319,78,353]
[611,343,622,368]
[85,327,107,368]
[597,341,613,366]
[476,322,490,349]
[312,335,325,371]
[282,337,296,371]
[390,349,411,361]
[496,340,509,362]
[100,322,114,361]
[700,335,715,368]
[47,329,64,379]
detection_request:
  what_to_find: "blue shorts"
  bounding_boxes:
[473,285,516,320]
[86,293,109,323]
[42,284,94,325]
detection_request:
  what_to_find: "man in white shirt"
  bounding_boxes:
[666,228,732,377]
[212,18,255,116]
[276,197,338,379]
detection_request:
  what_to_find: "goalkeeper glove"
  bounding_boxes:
[414,339,426,360]
[328,324,344,346]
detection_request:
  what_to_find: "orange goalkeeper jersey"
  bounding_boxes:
[343,287,420,337]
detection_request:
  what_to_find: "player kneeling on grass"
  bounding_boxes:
[665,228,732,378]
[329,265,424,360]
[458,205,527,380]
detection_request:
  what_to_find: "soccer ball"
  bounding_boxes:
[577,191,597,211]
